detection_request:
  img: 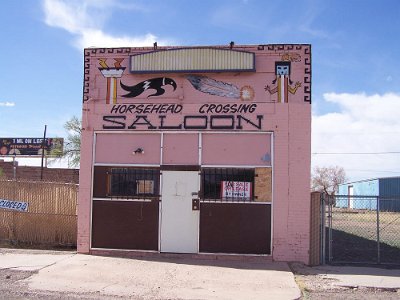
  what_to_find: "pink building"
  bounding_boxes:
[78,44,311,263]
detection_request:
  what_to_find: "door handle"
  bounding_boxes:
[192,198,200,211]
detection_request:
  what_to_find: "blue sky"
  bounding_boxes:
[1,0,400,181]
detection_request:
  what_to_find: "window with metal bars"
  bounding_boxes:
[201,168,255,202]
[108,168,160,199]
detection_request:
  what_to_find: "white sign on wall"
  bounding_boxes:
[221,181,252,200]
[0,199,29,212]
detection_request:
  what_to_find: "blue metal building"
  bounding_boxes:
[337,176,400,212]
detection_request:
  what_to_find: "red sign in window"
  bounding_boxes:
[221,181,252,200]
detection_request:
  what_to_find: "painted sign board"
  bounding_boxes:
[221,181,252,200]
[0,199,29,212]
[0,138,63,156]
[85,46,311,131]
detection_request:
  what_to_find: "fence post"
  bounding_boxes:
[11,180,17,242]
[377,196,380,264]
[321,193,326,264]
[310,192,322,265]
[327,195,333,263]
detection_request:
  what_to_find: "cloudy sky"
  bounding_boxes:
[0,0,399,181]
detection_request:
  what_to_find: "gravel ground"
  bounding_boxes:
[290,263,400,300]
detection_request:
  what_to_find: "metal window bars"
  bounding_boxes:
[200,168,255,202]
[108,168,160,200]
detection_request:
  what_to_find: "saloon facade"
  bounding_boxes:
[78,44,311,263]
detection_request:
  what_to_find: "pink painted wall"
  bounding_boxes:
[95,133,161,164]
[78,44,312,264]
[201,133,271,166]
[163,134,198,165]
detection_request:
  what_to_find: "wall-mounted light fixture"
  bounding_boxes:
[133,148,144,155]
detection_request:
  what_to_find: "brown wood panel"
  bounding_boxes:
[200,203,271,254]
[0,161,79,183]
[92,200,159,250]
[254,167,272,202]
[93,166,109,198]
[161,165,200,171]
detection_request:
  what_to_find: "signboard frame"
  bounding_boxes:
[0,138,64,157]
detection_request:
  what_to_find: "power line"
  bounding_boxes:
[312,152,400,155]
[346,169,400,174]
[313,132,400,135]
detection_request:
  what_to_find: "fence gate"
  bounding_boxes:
[322,194,400,265]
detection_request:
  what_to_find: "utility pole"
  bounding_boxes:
[40,125,47,180]
[12,153,17,180]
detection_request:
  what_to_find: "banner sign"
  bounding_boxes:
[0,199,29,212]
[221,181,252,200]
[0,138,63,157]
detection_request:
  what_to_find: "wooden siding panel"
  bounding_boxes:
[92,200,159,250]
[199,203,271,254]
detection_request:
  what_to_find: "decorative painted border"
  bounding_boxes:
[304,45,312,103]
[257,44,312,103]
[83,49,91,102]
[83,48,133,102]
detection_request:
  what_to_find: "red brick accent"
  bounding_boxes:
[0,160,79,183]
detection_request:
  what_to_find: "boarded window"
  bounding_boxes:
[254,167,272,202]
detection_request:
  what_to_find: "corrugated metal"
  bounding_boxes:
[379,177,400,212]
[338,177,400,212]
[130,48,255,73]
[338,179,379,196]
[379,177,400,197]
[337,180,379,209]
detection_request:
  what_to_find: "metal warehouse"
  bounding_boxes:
[338,176,400,212]
[77,44,312,263]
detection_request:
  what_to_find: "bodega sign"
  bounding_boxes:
[102,103,264,131]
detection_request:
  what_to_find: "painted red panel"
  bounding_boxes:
[201,133,271,166]
[162,133,199,165]
[95,133,161,164]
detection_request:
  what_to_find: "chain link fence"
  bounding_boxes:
[0,179,77,247]
[323,194,400,265]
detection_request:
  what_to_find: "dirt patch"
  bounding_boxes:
[327,208,400,264]
[0,240,76,252]
[290,263,400,300]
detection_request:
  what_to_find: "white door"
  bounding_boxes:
[348,186,354,209]
[160,171,199,253]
